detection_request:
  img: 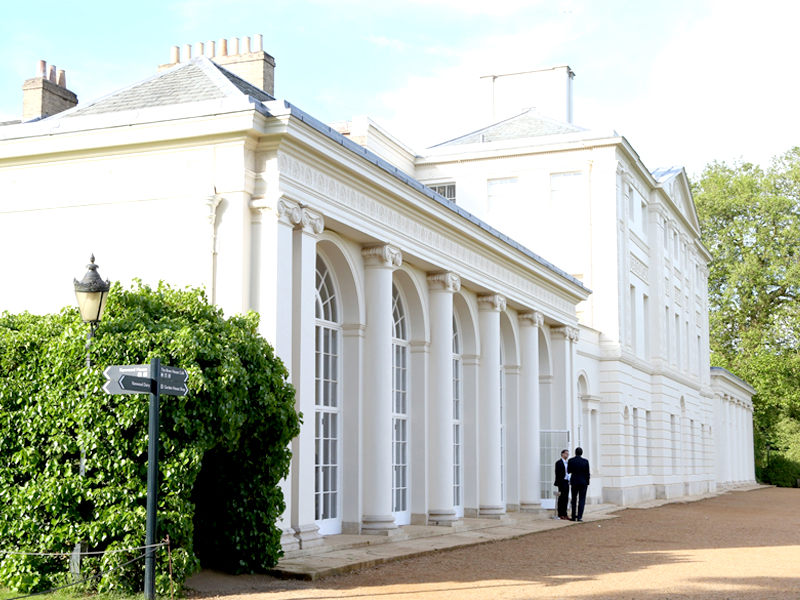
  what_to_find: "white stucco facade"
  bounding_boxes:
[0,50,755,551]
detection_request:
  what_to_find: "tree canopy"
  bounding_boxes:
[693,148,800,476]
[0,282,299,595]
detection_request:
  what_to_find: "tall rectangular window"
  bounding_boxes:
[630,285,637,355]
[646,410,652,470]
[628,185,635,222]
[665,306,671,362]
[671,415,679,474]
[488,177,518,211]
[643,294,650,359]
[675,313,681,367]
[633,407,640,474]
[640,201,648,236]
[551,172,582,207]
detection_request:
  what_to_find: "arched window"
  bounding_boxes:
[452,314,463,515]
[391,284,410,524]
[315,254,342,534]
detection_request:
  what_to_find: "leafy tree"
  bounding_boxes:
[693,148,800,479]
[0,282,299,594]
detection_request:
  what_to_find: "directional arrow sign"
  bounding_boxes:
[103,363,189,396]
[103,364,150,395]
[118,375,153,394]
[160,366,188,383]
[159,380,188,396]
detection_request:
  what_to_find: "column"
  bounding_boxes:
[427,272,461,525]
[253,197,302,550]
[361,244,402,533]
[290,205,324,548]
[724,398,732,485]
[518,311,543,512]
[477,294,506,517]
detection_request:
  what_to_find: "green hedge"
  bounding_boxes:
[0,282,299,595]
[761,455,800,488]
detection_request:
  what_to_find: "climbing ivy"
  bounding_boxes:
[0,282,299,595]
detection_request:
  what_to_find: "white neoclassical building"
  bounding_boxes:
[0,39,755,550]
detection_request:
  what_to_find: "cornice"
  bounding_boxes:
[276,151,583,315]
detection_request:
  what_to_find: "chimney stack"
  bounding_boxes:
[158,33,275,96]
[22,60,78,121]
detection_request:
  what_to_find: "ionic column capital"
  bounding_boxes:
[477,294,506,312]
[362,244,403,268]
[276,198,324,234]
[427,271,461,293]
[551,326,580,342]
[519,311,544,328]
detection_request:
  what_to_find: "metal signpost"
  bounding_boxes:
[103,358,188,600]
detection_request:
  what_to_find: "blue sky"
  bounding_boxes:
[1,0,797,176]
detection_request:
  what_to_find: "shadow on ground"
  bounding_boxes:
[187,487,800,599]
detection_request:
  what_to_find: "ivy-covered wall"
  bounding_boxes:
[0,282,299,594]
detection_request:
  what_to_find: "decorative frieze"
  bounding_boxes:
[276,152,574,315]
[630,253,648,282]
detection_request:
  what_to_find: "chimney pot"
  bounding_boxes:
[242,36,251,53]
[195,42,204,57]
[254,34,263,52]
[23,61,78,121]
[219,38,228,56]
[183,44,192,61]
[230,37,239,55]
[170,46,180,64]
[206,40,215,57]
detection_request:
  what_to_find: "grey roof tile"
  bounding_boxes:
[432,109,586,147]
[65,56,274,118]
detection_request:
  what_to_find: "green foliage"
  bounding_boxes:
[0,282,299,595]
[760,454,800,488]
[693,147,800,464]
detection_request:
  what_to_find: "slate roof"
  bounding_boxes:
[66,56,273,118]
[650,165,684,184]
[432,109,587,147]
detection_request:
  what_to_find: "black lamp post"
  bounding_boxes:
[71,254,110,579]
[74,254,111,353]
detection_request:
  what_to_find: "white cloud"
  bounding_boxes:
[579,0,800,174]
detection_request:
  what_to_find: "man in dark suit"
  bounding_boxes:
[554,449,570,520]
[567,447,590,522]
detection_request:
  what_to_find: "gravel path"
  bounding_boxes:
[187,487,800,599]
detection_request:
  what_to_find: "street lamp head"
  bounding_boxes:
[74,254,111,323]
